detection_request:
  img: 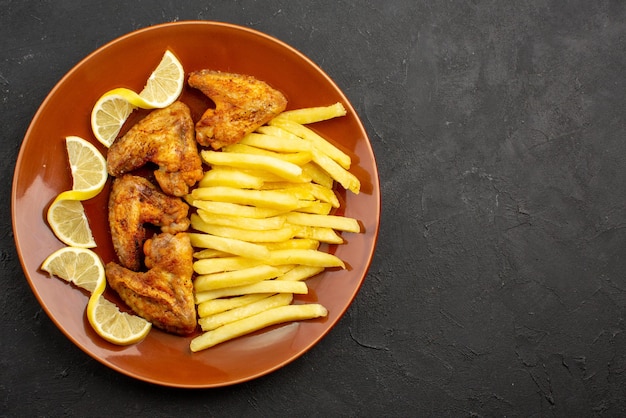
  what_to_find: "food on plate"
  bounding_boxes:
[42,44,364,352]
[108,174,191,271]
[107,101,203,197]
[105,232,197,335]
[91,50,185,147]
[188,70,287,149]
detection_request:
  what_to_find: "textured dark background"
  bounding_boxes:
[2,1,626,416]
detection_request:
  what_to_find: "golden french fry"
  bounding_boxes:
[193,256,263,275]
[294,201,333,215]
[190,304,328,352]
[302,162,334,189]
[195,280,308,304]
[269,118,351,169]
[199,167,264,189]
[270,102,347,125]
[191,186,302,211]
[241,132,312,153]
[259,238,320,251]
[201,150,303,182]
[224,143,313,168]
[292,225,344,244]
[191,200,286,219]
[198,293,293,331]
[277,265,325,282]
[188,232,270,260]
[286,212,361,233]
[256,125,304,142]
[193,248,232,259]
[197,293,273,317]
[261,182,339,208]
[311,149,360,194]
[192,214,295,243]
[194,265,281,292]
[267,249,345,269]
[197,210,286,231]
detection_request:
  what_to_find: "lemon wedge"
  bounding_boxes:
[47,198,96,248]
[41,247,106,293]
[87,293,152,345]
[90,50,184,147]
[65,136,108,199]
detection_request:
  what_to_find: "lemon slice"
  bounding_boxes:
[90,92,136,147]
[137,50,184,107]
[87,294,152,345]
[65,136,108,199]
[47,198,96,248]
[41,247,106,293]
[90,50,184,147]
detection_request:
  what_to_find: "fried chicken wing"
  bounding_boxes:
[109,175,190,271]
[188,70,287,149]
[106,232,197,335]
[107,101,203,196]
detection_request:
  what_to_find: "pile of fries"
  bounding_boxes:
[186,103,363,352]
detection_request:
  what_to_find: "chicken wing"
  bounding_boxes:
[109,174,190,271]
[188,70,287,149]
[107,101,203,196]
[106,232,197,335]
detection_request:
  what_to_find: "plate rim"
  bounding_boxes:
[11,20,381,388]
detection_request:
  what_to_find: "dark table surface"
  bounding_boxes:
[3,1,626,416]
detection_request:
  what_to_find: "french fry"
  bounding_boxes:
[291,225,344,244]
[198,293,293,331]
[286,212,361,233]
[191,186,302,211]
[294,201,333,215]
[194,265,281,292]
[240,132,311,153]
[277,265,325,282]
[261,182,340,208]
[224,143,313,168]
[188,232,270,260]
[192,214,295,243]
[311,149,360,194]
[191,200,286,219]
[193,248,231,259]
[270,102,347,125]
[197,210,286,231]
[195,280,308,304]
[259,238,320,251]
[267,249,345,269]
[269,118,351,169]
[193,256,263,275]
[197,293,273,317]
[301,162,334,189]
[199,167,264,189]
[190,304,328,352]
[201,150,303,182]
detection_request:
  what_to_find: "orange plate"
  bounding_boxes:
[11,21,380,388]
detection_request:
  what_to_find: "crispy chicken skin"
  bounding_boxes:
[108,175,190,271]
[107,101,203,196]
[188,70,287,149]
[106,233,197,335]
